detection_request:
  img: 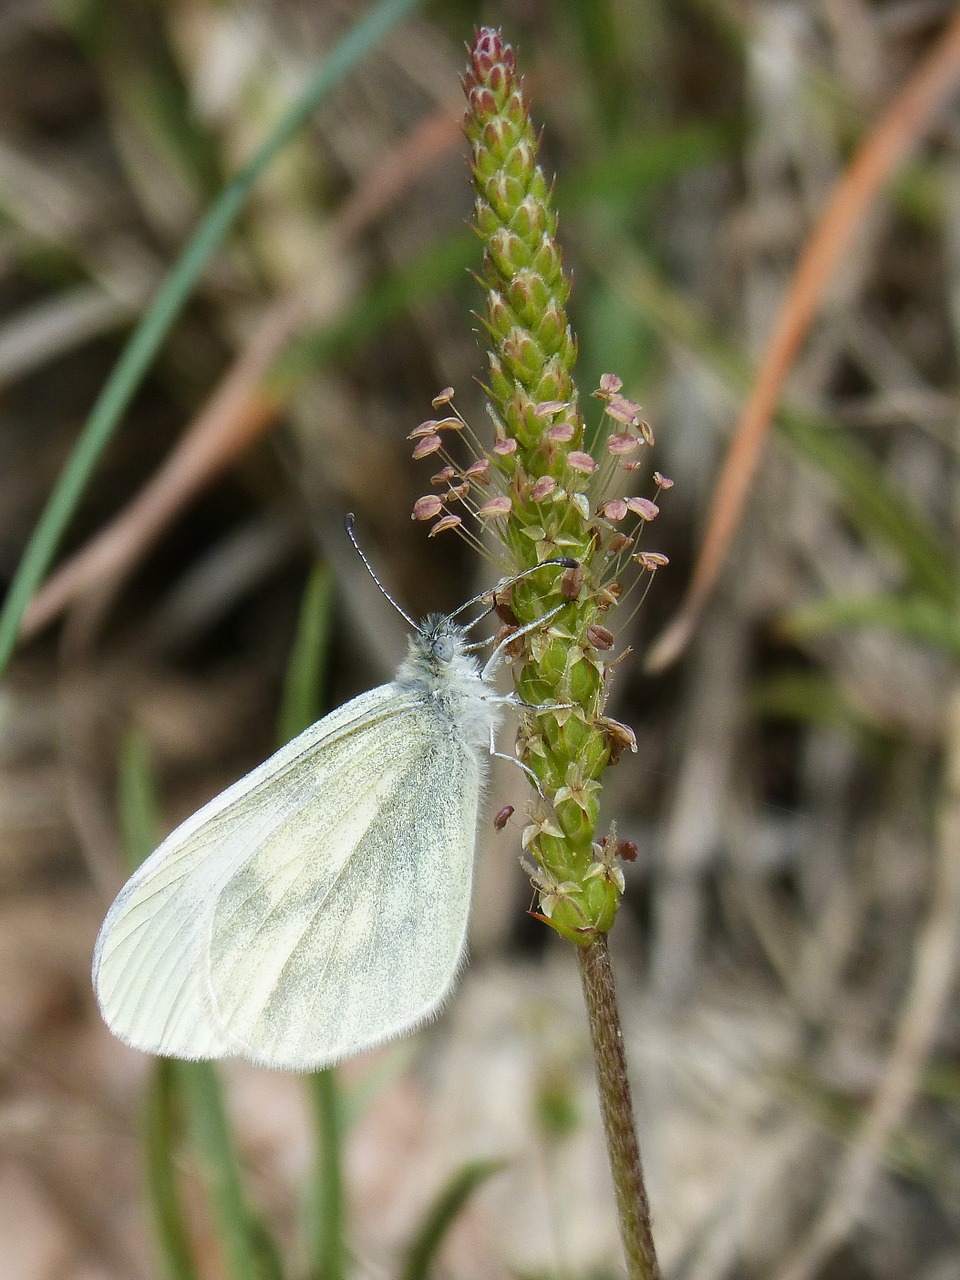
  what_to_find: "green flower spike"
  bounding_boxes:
[409,28,670,944]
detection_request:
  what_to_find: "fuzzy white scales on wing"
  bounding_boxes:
[92,616,502,1071]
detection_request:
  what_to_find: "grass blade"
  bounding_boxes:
[276,118,738,388]
[306,1069,346,1280]
[277,562,334,745]
[117,726,162,871]
[596,243,956,607]
[176,1062,269,1280]
[117,732,278,1279]
[784,591,960,657]
[119,731,200,1279]
[144,1060,200,1280]
[0,0,423,678]
[399,1159,506,1280]
[777,410,956,607]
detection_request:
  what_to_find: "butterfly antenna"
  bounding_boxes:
[344,513,418,631]
[453,557,578,627]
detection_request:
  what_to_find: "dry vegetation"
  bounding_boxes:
[1,2,959,1278]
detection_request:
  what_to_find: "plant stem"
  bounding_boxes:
[576,934,661,1280]
[456,28,663,1272]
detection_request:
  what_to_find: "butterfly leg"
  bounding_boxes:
[488,725,546,797]
[480,602,567,682]
[502,691,575,714]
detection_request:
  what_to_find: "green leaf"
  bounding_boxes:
[399,1159,507,1280]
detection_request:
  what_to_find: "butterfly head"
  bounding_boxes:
[414,612,474,669]
[396,612,491,706]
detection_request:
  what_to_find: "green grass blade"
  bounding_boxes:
[162,567,338,1280]
[775,412,957,606]
[276,119,738,389]
[340,1043,415,1130]
[54,0,224,203]
[117,726,163,871]
[277,562,334,745]
[784,592,960,657]
[275,565,345,1278]
[306,1069,346,1280]
[144,1060,201,1280]
[568,120,741,203]
[0,0,423,680]
[752,671,882,746]
[117,735,277,1278]
[272,231,477,388]
[399,1159,506,1280]
[177,1062,269,1280]
[562,0,629,138]
[247,1220,289,1280]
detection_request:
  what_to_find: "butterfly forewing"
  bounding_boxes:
[206,699,483,1069]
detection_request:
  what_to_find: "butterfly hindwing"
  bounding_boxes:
[92,685,419,1059]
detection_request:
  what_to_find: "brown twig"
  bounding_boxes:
[577,935,661,1280]
[646,10,960,673]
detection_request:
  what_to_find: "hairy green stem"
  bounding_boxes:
[577,935,661,1280]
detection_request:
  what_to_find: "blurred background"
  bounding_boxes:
[2,1,959,1277]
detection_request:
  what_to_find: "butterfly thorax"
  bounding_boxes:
[396,613,500,749]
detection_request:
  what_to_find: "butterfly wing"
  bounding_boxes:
[93,684,418,1059]
[205,699,484,1068]
[93,684,484,1069]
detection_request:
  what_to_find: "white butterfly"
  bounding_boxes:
[93,545,568,1071]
